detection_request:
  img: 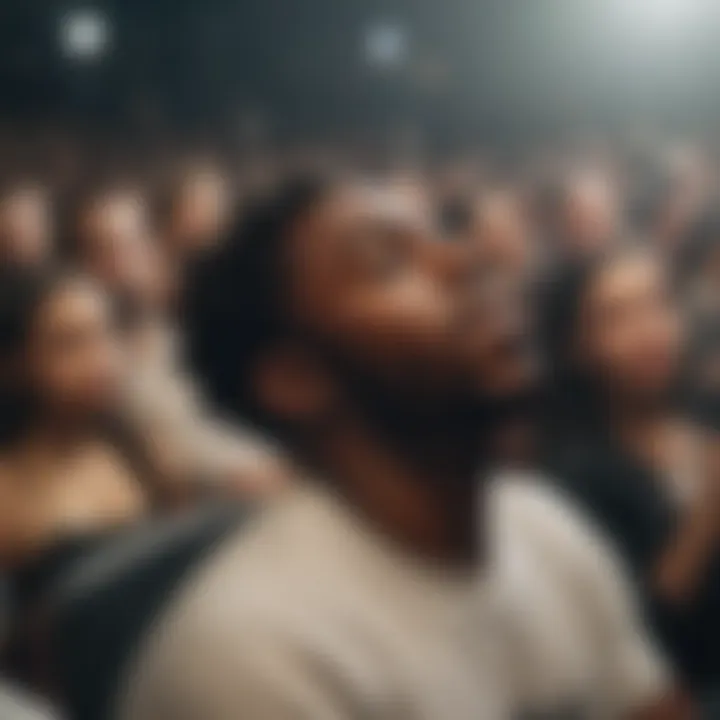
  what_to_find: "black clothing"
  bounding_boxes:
[549,439,720,691]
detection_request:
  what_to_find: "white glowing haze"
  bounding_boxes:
[60,8,111,61]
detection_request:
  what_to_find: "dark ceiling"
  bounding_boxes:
[1,0,720,143]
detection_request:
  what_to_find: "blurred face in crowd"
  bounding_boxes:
[168,168,232,256]
[471,189,531,278]
[655,188,704,255]
[560,173,619,258]
[264,182,533,432]
[23,277,124,422]
[700,244,720,292]
[78,190,168,312]
[0,186,52,267]
[575,251,683,403]
[659,147,711,251]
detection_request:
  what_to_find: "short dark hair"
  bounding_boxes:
[182,176,331,431]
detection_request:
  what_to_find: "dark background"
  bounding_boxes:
[2,0,720,146]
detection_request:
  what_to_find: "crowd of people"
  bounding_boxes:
[0,133,719,718]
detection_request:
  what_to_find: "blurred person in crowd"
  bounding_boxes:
[677,210,720,325]
[543,248,720,691]
[465,187,537,467]
[0,267,149,569]
[629,172,682,254]
[676,211,720,430]
[657,147,713,253]
[65,184,170,317]
[122,177,689,720]
[629,151,711,259]
[685,324,720,434]
[435,162,480,242]
[159,162,234,265]
[438,192,474,241]
[0,185,53,269]
[543,169,621,263]
[0,266,163,684]
[470,187,533,281]
[66,184,288,499]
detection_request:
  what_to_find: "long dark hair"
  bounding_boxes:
[0,265,166,501]
[540,256,612,453]
[0,266,69,447]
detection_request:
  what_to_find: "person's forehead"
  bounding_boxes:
[91,193,146,228]
[307,182,432,235]
[283,182,433,294]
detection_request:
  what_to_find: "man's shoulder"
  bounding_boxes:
[124,500,326,708]
[491,469,590,535]
[147,486,351,640]
[120,550,334,720]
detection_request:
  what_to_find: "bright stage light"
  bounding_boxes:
[364,22,408,69]
[60,8,111,61]
[615,0,708,33]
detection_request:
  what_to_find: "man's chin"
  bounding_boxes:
[476,351,538,395]
[468,364,540,426]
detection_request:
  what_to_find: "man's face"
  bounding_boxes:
[283,183,534,419]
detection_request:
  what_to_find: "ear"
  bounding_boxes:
[253,343,338,425]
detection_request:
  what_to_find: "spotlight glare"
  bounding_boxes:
[616,0,707,32]
[60,8,111,61]
[364,23,408,69]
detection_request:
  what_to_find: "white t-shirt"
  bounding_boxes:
[0,683,59,720]
[119,474,669,720]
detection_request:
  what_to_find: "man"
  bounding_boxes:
[121,177,690,719]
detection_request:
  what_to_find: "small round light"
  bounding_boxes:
[60,8,111,61]
[364,23,408,69]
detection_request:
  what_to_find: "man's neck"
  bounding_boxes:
[314,418,484,568]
